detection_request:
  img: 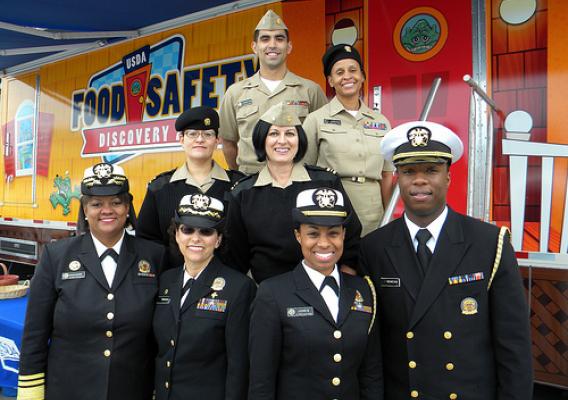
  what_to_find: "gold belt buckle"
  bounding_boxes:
[350,176,366,183]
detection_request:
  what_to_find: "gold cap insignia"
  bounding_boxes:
[68,260,81,271]
[344,45,351,52]
[407,126,431,147]
[138,260,151,274]
[460,297,478,315]
[204,117,211,126]
[211,277,226,291]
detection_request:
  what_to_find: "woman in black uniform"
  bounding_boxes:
[18,163,166,400]
[249,187,381,399]
[153,194,256,400]
[226,102,361,283]
[137,106,244,267]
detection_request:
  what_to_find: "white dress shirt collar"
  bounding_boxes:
[404,206,448,253]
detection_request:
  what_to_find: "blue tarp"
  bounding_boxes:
[0,0,250,73]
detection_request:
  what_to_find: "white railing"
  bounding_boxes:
[502,138,568,253]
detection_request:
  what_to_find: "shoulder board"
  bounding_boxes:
[227,169,246,184]
[305,164,337,179]
[230,174,258,195]
[147,168,176,191]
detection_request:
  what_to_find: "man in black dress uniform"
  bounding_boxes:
[137,106,243,268]
[360,121,533,400]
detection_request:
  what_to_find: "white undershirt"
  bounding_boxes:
[302,262,340,321]
[346,109,358,117]
[180,268,205,307]
[91,232,125,287]
[260,77,282,93]
[404,206,448,253]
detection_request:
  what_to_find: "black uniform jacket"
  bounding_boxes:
[226,165,362,283]
[19,232,166,400]
[359,208,533,400]
[249,264,382,400]
[153,257,256,400]
[137,167,244,268]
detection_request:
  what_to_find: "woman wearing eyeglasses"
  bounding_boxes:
[153,194,256,400]
[137,106,244,268]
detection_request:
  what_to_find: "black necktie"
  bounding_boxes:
[416,229,432,275]
[181,278,195,301]
[100,248,118,263]
[320,276,339,297]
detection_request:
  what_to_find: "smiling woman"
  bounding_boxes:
[303,44,395,236]
[17,162,167,400]
[248,187,380,399]
[225,102,362,284]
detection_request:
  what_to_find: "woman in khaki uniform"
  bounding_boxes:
[303,44,394,236]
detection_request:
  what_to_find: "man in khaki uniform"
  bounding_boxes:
[219,9,327,174]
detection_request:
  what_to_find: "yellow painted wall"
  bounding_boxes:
[0,2,328,223]
[548,0,568,236]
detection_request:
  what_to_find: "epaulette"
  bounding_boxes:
[227,169,247,184]
[147,168,176,191]
[229,173,258,195]
[305,164,337,180]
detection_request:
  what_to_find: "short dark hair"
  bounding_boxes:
[253,29,290,42]
[77,192,136,234]
[252,119,308,163]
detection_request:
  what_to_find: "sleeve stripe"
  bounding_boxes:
[18,379,45,387]
[16,384,45,399]
[18,372,45,381]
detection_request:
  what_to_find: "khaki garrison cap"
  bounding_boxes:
[255,9,288,31]
[259,102,301,126]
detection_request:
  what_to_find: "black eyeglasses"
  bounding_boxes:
[178,225,217,236]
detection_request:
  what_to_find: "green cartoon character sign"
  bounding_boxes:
[49,172,81,216]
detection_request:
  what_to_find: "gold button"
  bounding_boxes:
[106,330,113,338]
[166,361,171,368]
[406,331,414,339]
[332,377,341,386]
[449,393,457,400]
[444,331,452,340]
[165,382,169,389]
[103,349,111,357]
[107,293,114,301]
[333,354,342,363]
[333,330,342,339]
[170,339,175,347]
[106,312,114,320]
[446,363,454,371]
[411,390,419,398]
[408,361,417,369]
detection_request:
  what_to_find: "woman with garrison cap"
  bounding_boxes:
[137,106,244,268]
[225,102,361,284]
[303,44,394,236]
[18,163,166,400]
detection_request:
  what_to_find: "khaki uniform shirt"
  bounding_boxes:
[254,162,311,188]
[302,96,394,179]
[219,71,327,174]
[170,160,230,192]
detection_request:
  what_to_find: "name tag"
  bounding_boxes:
[196,298,227,313]
[61,271,86,280]
[324,119,341,125]
[286,306,314,318]
[238,98,253,107]
[156,296,171,305]
[380,277,400,288]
